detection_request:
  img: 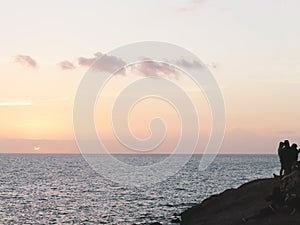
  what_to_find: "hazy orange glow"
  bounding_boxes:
[1,0,300,154]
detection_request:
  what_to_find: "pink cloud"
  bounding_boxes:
[77,52,206,78]
[132,60,180,79]
[58,60,76,70]
[175,58,202,69]
[14,55,37,68]
[78,52,126,74]
[132,57,204,78]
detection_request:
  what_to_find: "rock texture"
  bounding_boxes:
[180,178,300,225]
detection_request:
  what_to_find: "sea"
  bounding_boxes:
[0,154,279,224]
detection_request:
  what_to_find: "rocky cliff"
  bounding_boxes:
[180,178,300,225]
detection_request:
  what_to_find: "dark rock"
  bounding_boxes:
[171,217,181,223]
[180,178,300,225]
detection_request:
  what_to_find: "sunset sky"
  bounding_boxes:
[0,0,300,154]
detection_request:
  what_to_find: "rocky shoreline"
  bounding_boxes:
[152,177,300,225]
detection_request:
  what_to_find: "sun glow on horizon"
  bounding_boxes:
[0,0,300,153]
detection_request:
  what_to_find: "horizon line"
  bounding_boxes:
[0,153,278,155]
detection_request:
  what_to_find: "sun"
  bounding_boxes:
[34,147,40,151]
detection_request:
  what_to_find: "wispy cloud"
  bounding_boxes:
[175,58,202,69]
[58,60,76,70]
[77,52,207,78]
[78,52,126,74]
[0,97,69,107]
[0,101,33,106]
[132,57,204,78]
[132,59,180,79]
[14,55,37,68]
[178,0,205,12]
[34,97,69,103]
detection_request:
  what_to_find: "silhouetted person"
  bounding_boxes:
[283,143,299,175]
[278,140,290,176]
[290,143,299,164]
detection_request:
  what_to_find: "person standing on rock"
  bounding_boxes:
[284,143,299,175]
[278,140,291,176]
[290,143,299,167]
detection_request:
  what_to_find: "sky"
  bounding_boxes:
[0,0,300,154]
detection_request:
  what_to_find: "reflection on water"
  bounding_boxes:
[0,154,278,224]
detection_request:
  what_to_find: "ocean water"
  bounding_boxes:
[0,154,279,224]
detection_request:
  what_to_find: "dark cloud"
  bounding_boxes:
[78,52,126,74]
[58,60,76,70]
[14,55,37,68]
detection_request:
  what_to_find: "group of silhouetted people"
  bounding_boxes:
[278,140,300,176]
[243,140,300,223]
